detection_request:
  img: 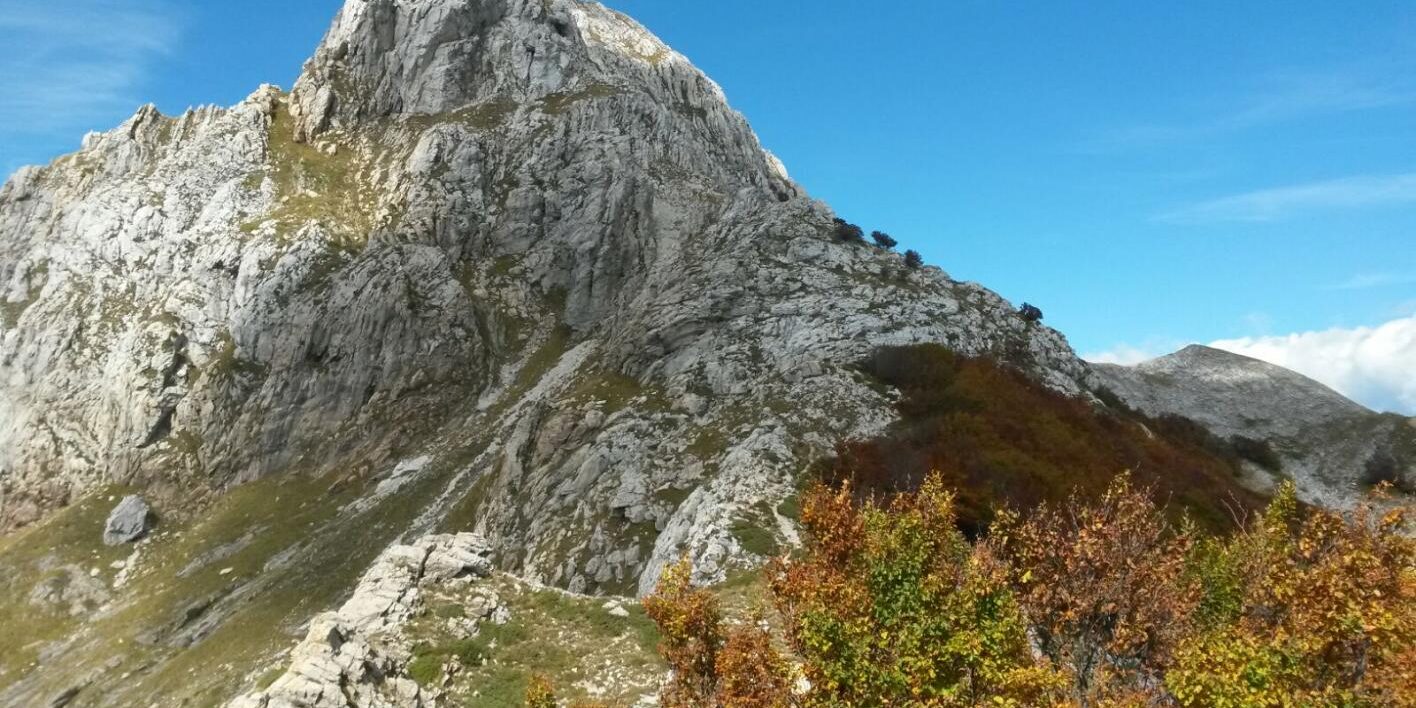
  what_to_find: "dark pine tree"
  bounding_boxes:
[834,219,865,243]
[871,231,898,249]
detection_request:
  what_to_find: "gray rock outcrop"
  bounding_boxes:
[102,495,152,545]
[0,0,1093,594]
[229,533,493,708]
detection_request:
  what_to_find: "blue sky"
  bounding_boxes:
[1,0,1413,412]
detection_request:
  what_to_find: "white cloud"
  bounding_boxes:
[0,0,180,165]
[1086,68,1416,151]
[1210,316,1416,414]
[1157,173,1416,223]
[1084,344,1166,366]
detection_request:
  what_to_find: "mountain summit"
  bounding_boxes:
[0,2,1091,702]
[1095,344,1415,508]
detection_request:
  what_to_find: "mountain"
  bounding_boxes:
[1094,345,1416,508]
[0,0,1097,703]
[4,1,1406,704]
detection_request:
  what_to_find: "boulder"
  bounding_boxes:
[103,496,152,546]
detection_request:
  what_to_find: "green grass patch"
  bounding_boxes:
[408,578,664,706]
[540,83,622,115]
[0,458,465,706]
[731,522,780,557]
[257,99,389,247]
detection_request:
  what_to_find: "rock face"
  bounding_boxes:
[0,0,1092,596]
[102,495,152,545]
[1094,345,1415,508]
[230,533,493,708]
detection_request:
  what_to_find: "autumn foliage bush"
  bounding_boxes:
[641,475,1414,707]
[820,344,1267,534]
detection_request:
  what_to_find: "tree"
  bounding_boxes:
[769,476,1065,706]
[833,218,865,244]
[643,558,795,707]
[644,474,1415,707]
[904,249,924,269]
[643,559,728,706]
[715,618,794,708]
[1361,450,1403,489]
[1167,482,1415,706]
[993,475,1200,705]
[871,230,898,249]
[1018,303,1043,323]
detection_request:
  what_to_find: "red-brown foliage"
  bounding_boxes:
[819,344,1265,532]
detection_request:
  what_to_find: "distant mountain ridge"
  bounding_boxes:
[1094,345,1415,508]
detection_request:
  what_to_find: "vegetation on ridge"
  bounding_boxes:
[638,475,1414,707]
[817,344,1268,534]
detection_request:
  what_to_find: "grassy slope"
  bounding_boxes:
[404,575,665,706]
[0,462,470,706]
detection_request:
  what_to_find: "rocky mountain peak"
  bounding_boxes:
[1095,344,1413,509]
[1124,344,1367,418]
[0,3,1103,701]
[288,0,790,191]
[6,3,1411,704]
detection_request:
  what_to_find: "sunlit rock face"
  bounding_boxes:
[0,0,1091,596]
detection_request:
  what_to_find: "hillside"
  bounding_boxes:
[1094,345,1415,508]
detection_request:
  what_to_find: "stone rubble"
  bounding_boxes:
[229,533,494,708]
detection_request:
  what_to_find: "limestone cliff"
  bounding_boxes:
[0,0,1098,703]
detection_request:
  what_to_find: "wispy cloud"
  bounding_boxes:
[0,0,181,169]
[1328,273,1416,291]
[1087,68,1416,151]
[1083,337,1185,366]
[1156,172,1416,223]
[1092,316,1416,414]
[1211,315,1416,414]
[1084,345,1163,367]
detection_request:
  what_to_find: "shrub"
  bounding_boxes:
[646,476,1415,707]
[826,345,1265,533]
[832,218,865,244]
[993,475,1200,704]
[715,618,794,707]
[903,249,923,269]
[1166,483,1415,706]
[870,230,898,249]
[642,559,727,706]
[1229,436,1283,472]
[1018,303,1043,323]
[525,674,556,708]
[768,476,1065,705]
[1361,450,1402,489]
